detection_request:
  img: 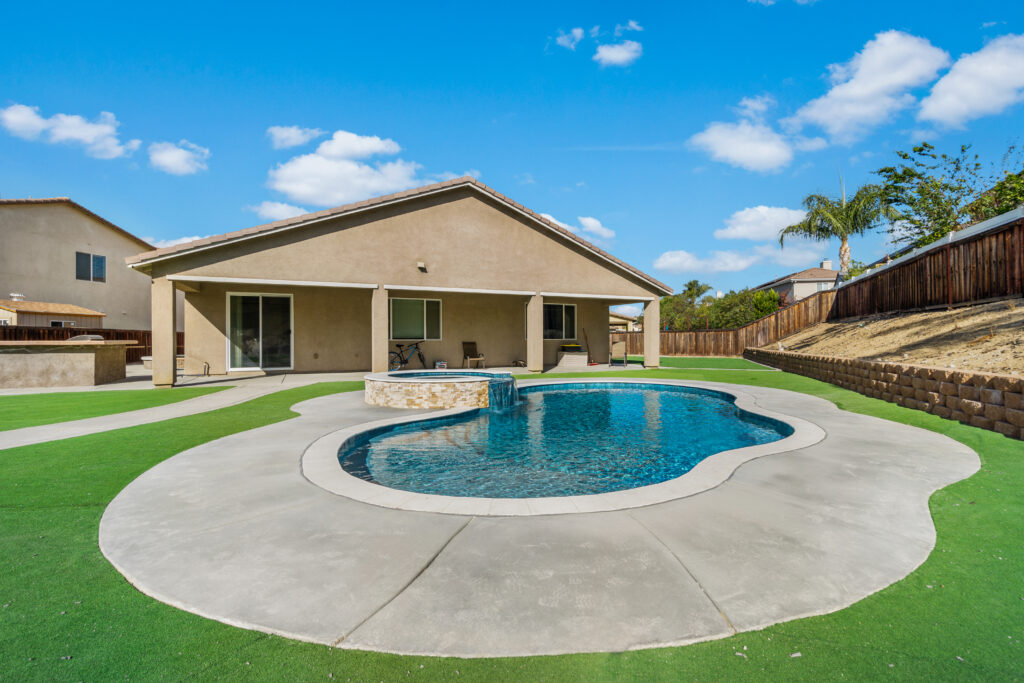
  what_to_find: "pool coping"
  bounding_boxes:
[363,369,512,384]
[301,378,826,516]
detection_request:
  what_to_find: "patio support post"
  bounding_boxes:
[371,286,389,373]
[643,297,660,368]
[151,276,177,387]
[526,293,544,372]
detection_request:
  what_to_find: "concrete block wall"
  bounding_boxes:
[745,348,1024,441]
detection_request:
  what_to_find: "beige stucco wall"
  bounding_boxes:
[0,345,127,387]
[149,189,657,300]
[183,283,610,374]
[0,203,183,330]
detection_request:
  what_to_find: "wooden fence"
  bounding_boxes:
[832,215,1024,318]
[0,326,183,363]
[610,290,837,357]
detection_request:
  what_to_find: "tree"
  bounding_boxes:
[875,143,984,246]
[752,289,781,318]
[657,279,712,330]
[779,178,894,278]
[967,167,1024,222]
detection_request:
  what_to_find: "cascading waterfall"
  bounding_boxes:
[487,376,521,411]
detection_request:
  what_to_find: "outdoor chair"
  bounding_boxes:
[462,342,486,368]
[609,340,627,366]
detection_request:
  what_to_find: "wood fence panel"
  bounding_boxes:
[0,326,183,363]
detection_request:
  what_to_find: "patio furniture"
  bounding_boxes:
[462,342,485,368]
[609,340,627,366]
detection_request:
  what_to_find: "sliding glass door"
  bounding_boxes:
[228,294,292,370]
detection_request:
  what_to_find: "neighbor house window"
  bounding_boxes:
[50,320,76,328]
[0,320,9,326]
[543,303,576,340]
[75,251,106,282]
[390,298,441,340]
[816,281,832,292]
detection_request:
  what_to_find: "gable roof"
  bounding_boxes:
[754,267,839,291]
[0,299,106,317]
[124,177,672,295]
[0,197,154,250]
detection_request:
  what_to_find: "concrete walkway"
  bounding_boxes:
[99,381,979,657]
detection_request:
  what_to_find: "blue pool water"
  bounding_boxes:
[340,383,793,498]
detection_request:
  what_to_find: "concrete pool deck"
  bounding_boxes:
[99,380,979,658]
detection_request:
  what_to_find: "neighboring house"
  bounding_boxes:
[0,298,105,327]
[0,198,183,330]
[609,310,639,331]
[753,259,839,306]
[126,177,671,386]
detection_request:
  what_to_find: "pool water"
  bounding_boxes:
[339,383,793,498]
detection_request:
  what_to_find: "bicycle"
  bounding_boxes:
[389,340,427,371]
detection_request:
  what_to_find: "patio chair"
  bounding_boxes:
[462,342,486,369]
[609,340,627,366]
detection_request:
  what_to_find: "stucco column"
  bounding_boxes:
[643,297,660,368]
[151,276,177,387]
[526,293,544,372]
[371,286,389,372]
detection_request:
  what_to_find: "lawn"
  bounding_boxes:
[627,355,771,370]
[1,371,1021,680]
[0,386,229,431]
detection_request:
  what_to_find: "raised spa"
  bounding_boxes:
[363,369,519,410]
[341,383,793,498]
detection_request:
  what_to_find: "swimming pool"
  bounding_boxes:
[339,382,793,498]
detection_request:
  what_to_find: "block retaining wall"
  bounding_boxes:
[745,348,1024,441]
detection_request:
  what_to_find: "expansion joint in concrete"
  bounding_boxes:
[628,512,737,634]
[333,515,475,646]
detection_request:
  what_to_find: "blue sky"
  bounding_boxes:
[2,1,1023,312]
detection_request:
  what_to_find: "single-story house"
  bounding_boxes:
[609,310,639,331]
[0,197,184,330]
[126,177,671,386]
[0,298,106,328]
[752,259,839,305]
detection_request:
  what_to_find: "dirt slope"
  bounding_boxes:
[772,299,1024,375]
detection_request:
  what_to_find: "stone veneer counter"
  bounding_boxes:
[364,371,493,409]
[0,340,136,388]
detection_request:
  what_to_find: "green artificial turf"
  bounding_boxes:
[626,355,770,370]
[0,386,229,432]
[1,372,1022,680]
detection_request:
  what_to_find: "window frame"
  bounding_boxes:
[528,302,577,341]
[389,297,443,341]
[75,251,107,282]
[49,320,76,328]
[224,292,294,372]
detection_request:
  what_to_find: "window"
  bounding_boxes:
[390,298,442,340]
[817,281,832,292]
[0,320,9,326]
[543,303,576,340]
[50,320,76,328]
[76,252,91,281]
[75,251,106,282]
[91,255,106,282]
[227,294,293,370]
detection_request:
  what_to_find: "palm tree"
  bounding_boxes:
[779,178,895,278]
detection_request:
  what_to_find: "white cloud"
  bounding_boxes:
[654,249,761,274]
[539,213,615,240]
[266,125,326,149]
[593,40,642,67]
[316,130,401,158]
[611,304,642,317]
[785,31,950,143]
[516,172,536,185]
[919,34,1024,128]
[246,201,309,221]
[714,206,806,240]
[578,216,615,239]
[689,120,793,172]
[589,25,601,38]
[148,140,210,175]
[735,94,775,120]
[0,104,140,159]
[793,136,827,151]
[267,129,425,206]
[556,27,584,50]
[614,20,643,36]
[141,235,205,249]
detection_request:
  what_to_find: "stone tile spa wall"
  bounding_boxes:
[364,376,490,410]
[745,348,1024,441]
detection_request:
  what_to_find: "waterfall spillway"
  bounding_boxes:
[487,376,521,411]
